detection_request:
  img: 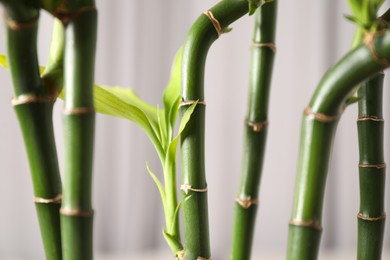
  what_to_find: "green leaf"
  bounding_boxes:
[163,47,183,140]
[146,164,167,214]
[93,85,164,158]
[169,199,183,234]
[178,101,198,135]
[0,55,8,69]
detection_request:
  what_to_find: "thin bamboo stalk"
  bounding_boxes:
[357,73,386,260]
[231,2,277,259]
[3,3,62,259]
[287,27,390,260]
[58,2,97,260]
[180,1,249,259]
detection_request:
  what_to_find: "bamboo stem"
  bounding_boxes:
[231,2,277,259]
[357,73,386,260]
[287,27,390,260]
[3,3,63,259]
[180,1,249,259]
[59,3,97,260]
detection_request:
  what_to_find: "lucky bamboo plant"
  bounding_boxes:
[287,1,389,259]
[1,0,389,260]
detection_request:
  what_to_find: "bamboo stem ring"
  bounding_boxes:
[53,6,97,24]
[12,95,55,106]
[34,194,62,204]
[235,196,259,209]
[60,208,94,218]
[245,119,268,132]
[251,41,277,52]
[357,115,384,122]
[358,163,386,169]
[289,218,322,231]
[6,16,39,30]
[304,107,339,123]
[357,213,386,221]
[180,184,208,195]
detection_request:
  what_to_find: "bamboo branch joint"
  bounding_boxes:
[235,196,259,209]
[203,10,230,37]
[245,119,268,132]
[364,30,390,67]
[304,107,339,123]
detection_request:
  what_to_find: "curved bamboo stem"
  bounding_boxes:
[287,28,390,260]
[231,2,277,259]
[357,73,386,260]
[180,0,249,259]
[3,2,63,259]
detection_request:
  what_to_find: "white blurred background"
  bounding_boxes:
[0,0,390,259]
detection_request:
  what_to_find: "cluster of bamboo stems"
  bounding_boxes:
[2,0,390,260]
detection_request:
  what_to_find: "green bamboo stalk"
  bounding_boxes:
[57,2,97,260]
[2,2,63,259]
[287,27,390,260]
[357,73,386,260]
[180,1,251,259]
[231,2,277,259]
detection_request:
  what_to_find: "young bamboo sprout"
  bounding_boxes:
[45,1,98,259]
[180,0,263,258]
[1,1,63,259]
[287,20,390,260]
[357,74,386,260]
[231,2,277,259]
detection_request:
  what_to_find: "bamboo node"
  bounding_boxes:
[363,30,390,67]
[12,95,55,106]
[179,100,206,108]
[176,250,185,260]
[180,184,208,195]
[197,257,211,260]
[289,218,322,231]
[304,107,339,123]
[6,16,39,30]
[251,41,277,52]
[63,107,95,115]
[357,213,386,221]
[53,6,96,24]
[358,163,386,169]
[357,115,384,122]
[245,119,269,132]
[34,194,62,204]
[203,10,230,37]
[60,208,94,218]
[235,196,259,209]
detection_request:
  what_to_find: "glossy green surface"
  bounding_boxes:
[231,2,277,260]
